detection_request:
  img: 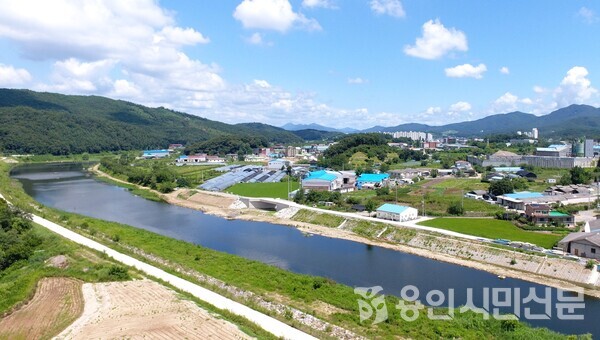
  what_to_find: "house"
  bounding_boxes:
[357,173,390,189]
[558,232,600,259]
[496,191,545,210]
[142,149,170,159]
[454,160,472,170]
[585,219,600,233]
[206,155,225,163]
[168,144,184,151]
[302,170,342,192]
[244,154,269,163]
[376,204,418,222]
[267,159,291,170]
[485,172,506,181]
[338,171,357,192]
[176,154,207,164]
[437,169,454,176]
[544,184,594,196]
[494,167,522,173]
[389,168,430,180]
[524,203,574,226]
[464,190,489,200]
[516,170,537,179]
[423,141,439,149]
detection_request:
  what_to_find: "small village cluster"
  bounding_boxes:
[139,129,600,261]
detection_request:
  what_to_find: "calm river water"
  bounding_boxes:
[11,163,600,337]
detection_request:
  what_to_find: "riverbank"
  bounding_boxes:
[3,162,589,338]
[89,164,600,299]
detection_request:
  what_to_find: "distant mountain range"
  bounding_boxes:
[1,88,598,156]
[282,104,600,139]
[281,123,359,134]
[0,89,306,155]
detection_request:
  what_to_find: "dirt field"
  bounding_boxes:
[0,277,84,339]
[56,280,252,339]
[187,190,236,208]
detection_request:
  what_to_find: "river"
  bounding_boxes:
[11,162,600,337]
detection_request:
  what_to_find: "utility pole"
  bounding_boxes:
[422,191,425,217]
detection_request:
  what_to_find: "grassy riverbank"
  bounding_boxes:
[93,174,165,202]
[419,218,564,249]
[0,162,583,339]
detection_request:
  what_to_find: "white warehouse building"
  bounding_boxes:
[376,204,419,222]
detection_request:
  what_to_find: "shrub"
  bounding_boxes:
[447,201,464,215]
[585,260,596,270]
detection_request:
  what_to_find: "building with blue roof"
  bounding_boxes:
[302,170,356,192]
[357,173,390,189]
[497,191,545,210]
[376,203,418,221]
[142,149,170,159]
[302,170,341,192]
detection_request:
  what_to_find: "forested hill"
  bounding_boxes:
[0,89,302,155]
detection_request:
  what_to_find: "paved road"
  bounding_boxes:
[263,197,488,241]
[0,194,316,340]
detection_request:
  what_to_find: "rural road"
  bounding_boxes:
[0,194,316,340]
[264,197,489,241]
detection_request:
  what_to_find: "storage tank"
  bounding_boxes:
[573,140,584,157]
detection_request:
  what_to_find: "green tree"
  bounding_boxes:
[489,178,514,196]
[447,201,464,215]
[365,199,377,214]
[559,173,573,185]
[379,163,390,173]
[570,166,592,185]
[430,169,438,178]
[293,189,305,204]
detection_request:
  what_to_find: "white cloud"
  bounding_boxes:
[404,19,468,60]
[578,7,598,24]
[489,92,541,114]
[500,66,510,75]
[246,32,270,45]
[155,26,210,45]
[449,101,471,113]
[444,63,487,79]
[0,63,31,86]
[302,0,336,9]
[0,0,225,104]
[253,79,272,88]
[370,0,405,18]
[533,85,545,94]
[233,0,321,32]
[36,58,115,93]
[111,79,142,98]
[347,77,368,84]
[553,66,598,106]
[424,106,441,115]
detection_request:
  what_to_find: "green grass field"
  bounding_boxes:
[227,181,299,199]
[426,178,489,191]
[418,218,564,249]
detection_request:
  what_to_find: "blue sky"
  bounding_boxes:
[0,0,599,129]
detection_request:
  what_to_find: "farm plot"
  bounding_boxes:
[0,277,83,339]
[56,279,252,340]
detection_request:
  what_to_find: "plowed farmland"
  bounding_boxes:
[56,280,252,339]
[0,277,83,339]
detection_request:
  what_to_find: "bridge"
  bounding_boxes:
[239,197,291,211]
